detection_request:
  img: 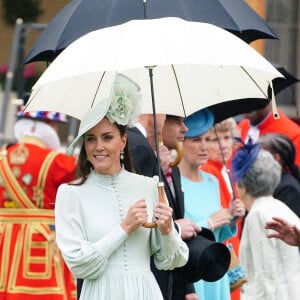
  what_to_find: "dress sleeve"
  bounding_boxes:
[150,225,189,270]
[55,184,128,279]
[217,224,237,242]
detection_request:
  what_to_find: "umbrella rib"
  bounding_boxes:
[143,0,147,19]
[171,65,186,117]
[241,66,268,98]
[91,72,106,107]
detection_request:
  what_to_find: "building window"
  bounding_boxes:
[265,0,299,115]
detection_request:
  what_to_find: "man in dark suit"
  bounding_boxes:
[128,114,200,300]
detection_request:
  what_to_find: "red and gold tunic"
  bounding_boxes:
[238,110,300,167]
[0,137,77,300]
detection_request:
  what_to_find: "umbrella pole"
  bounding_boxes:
[147,66,162,182]
[212,126,239,225]
[142,66,167,229]
[213,126,237,200]
[143,0,147,19]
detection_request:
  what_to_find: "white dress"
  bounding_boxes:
[240,196,300,300]
[55,169,188,300]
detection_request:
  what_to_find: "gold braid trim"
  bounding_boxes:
[0,146,58,240]
[0,208,54,223]
[36,151,59,208]
[0,146,35,208]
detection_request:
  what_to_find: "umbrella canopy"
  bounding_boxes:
[24,0,278,64]
[272,63,300,94]
[25,18,282,122]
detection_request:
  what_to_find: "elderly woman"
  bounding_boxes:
[231,142,300,300]
[258,133,300,217]
[201,118,245,299]
[55,73,188,300]
[202,118,240,204]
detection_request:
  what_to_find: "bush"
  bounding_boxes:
[1,0,43,26]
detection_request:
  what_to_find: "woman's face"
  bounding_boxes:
[182,132,210,167]
[208,130,234,164]
[84,118,127,175]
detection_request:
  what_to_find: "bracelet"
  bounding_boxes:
[207,218,214,231]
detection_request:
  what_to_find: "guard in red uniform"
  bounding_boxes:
[238,102,300,167]
[0,106,77,300]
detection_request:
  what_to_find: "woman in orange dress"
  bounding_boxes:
[201,118,246,300]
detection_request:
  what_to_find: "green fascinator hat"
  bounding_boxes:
[66,73,141,155]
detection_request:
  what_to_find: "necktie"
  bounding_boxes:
[165,167,175,197]
[166,167,172,185]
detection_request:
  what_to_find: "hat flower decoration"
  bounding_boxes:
[106,76,141,127]
[66,73,141,155]
[230,138,261,183]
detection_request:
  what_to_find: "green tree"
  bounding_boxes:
[1,0,43,26]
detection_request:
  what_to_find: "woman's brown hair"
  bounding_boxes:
[72,121,134,185]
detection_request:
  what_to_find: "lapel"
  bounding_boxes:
[170,166,185,218]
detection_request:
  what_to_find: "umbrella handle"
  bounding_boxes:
[169,141,183,167]
[143,182,168,228]
[158,134,183,167]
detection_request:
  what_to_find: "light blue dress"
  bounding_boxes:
[55,169,188,300]
[181,170,236,300]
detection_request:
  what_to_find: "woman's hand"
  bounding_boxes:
[185,293,199,300]
[121,199,148,234]
[265,216,300,246]
[175,218,202,240]
[209,208,232,230]
[230,198,246,219]
[154,202,173,235]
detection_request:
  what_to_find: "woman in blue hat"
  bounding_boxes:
[231,141,300,300]
[178,109,243,300]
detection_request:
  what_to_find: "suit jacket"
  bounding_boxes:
[128,127,183,220]
[127,127,194,300]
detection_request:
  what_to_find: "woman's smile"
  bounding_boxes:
[84,118,126,175]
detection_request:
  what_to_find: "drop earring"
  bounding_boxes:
[120,150,124,160]
[120,150,124,168]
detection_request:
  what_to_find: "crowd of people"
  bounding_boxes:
[0,73,300,300]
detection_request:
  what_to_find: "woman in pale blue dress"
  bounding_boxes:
[178,109,245,300]
[55,74,188,300]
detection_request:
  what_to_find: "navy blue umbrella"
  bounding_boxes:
[24,0,278,64]
[272,63,300,95]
